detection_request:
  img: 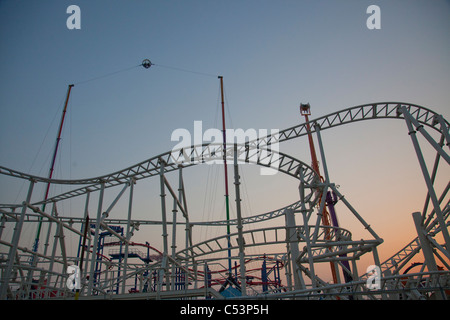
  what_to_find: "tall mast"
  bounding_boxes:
[32,84,74,253]
[300,103,338,284]
[219,76,232,275]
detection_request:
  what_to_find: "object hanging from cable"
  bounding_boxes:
[142,59,152,69]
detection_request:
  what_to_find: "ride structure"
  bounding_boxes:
[0,61,449,300]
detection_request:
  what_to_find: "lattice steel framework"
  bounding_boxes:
[0,102,449,300]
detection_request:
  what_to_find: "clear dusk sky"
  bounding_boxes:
[0,0,449,278]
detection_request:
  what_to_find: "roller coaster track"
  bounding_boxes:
[1,101,449,300]
[0,144,316,207]
[1,102,447,202]
[174,225,353,262]
[1,102,447,222]
[256,102,449,146]
[374,200,450,277]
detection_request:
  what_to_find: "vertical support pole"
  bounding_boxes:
[43,202,57,257]
[1,179,35,299]
[185,223,191,288]
[58,216,68,274]
[283,246,293,291]
[233,144,246,296]
[122,178,135,294]
[88,181,105,295]
[0,213,7,239]
[422,135,444,225]
[285,209,305,290]
[33,84,74,254]
[47,208,60,296]
[326,192,353,283]
[301,209,317,288]
[300,104,338,284]
[204,262,211,299]
[42,203,54,299]
[298,171,315,287]
[412,212,438,272]
[371,247,382,274]
[436,115,450,149]
[218,76,232,275]
[159,160,169,292]
[314,124,330,183]
[261,256,268,293]
[78,191,90,285]
[402,107,450,253]
[171,174,179,291]
[177,166,190,291]
[77,215,89,298]
[315,124,342,283]
[350,245,359,284]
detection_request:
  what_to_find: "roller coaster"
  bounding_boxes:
[0,72,449,300]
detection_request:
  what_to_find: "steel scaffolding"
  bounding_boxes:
[1,102,449,300]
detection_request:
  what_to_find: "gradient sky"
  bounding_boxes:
[1,0,449,280]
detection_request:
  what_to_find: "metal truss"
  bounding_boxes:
[0,102,449,300]
[255,102,449,145]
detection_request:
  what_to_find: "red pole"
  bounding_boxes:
[300,104,338,284]
[32,84,74,253]
[218,76,232,275]
[43,84,74,204]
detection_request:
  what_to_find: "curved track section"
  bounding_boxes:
[255,102,449,146]
[0,102,449,300]
[0,143,317,208]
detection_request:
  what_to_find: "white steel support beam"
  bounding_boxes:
[301,209,317,288]
[421,135,445,224]
[26,203,86,237]
[329,185,382,241]
[402,108,450,254]
[179,167,192,289]
[171,178,178,291]
[315,123,342,283]
[436,114,450,149]
[78,191,90,286]
[285,209,305,290]
[41,203,55,262]
[122,178,135,294]
[400,108,449,164]
[45,206,59,295]
[233,144,246,296]
[104,183,129,217]
[88,181,105,295]
[159,160,169,292]
[0,214,6,239]
[311,182,328,243]
[413,211,438,272]
[0,102,448,300]
[1,179,35,300]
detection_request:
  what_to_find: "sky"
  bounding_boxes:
[0,0,449,283]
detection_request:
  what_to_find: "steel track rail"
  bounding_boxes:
[2,102,447,185]
[1,102,446,199]
[254,102,449,147]
[0,144,317,207]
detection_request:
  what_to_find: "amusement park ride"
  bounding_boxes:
[0,59,449,300]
